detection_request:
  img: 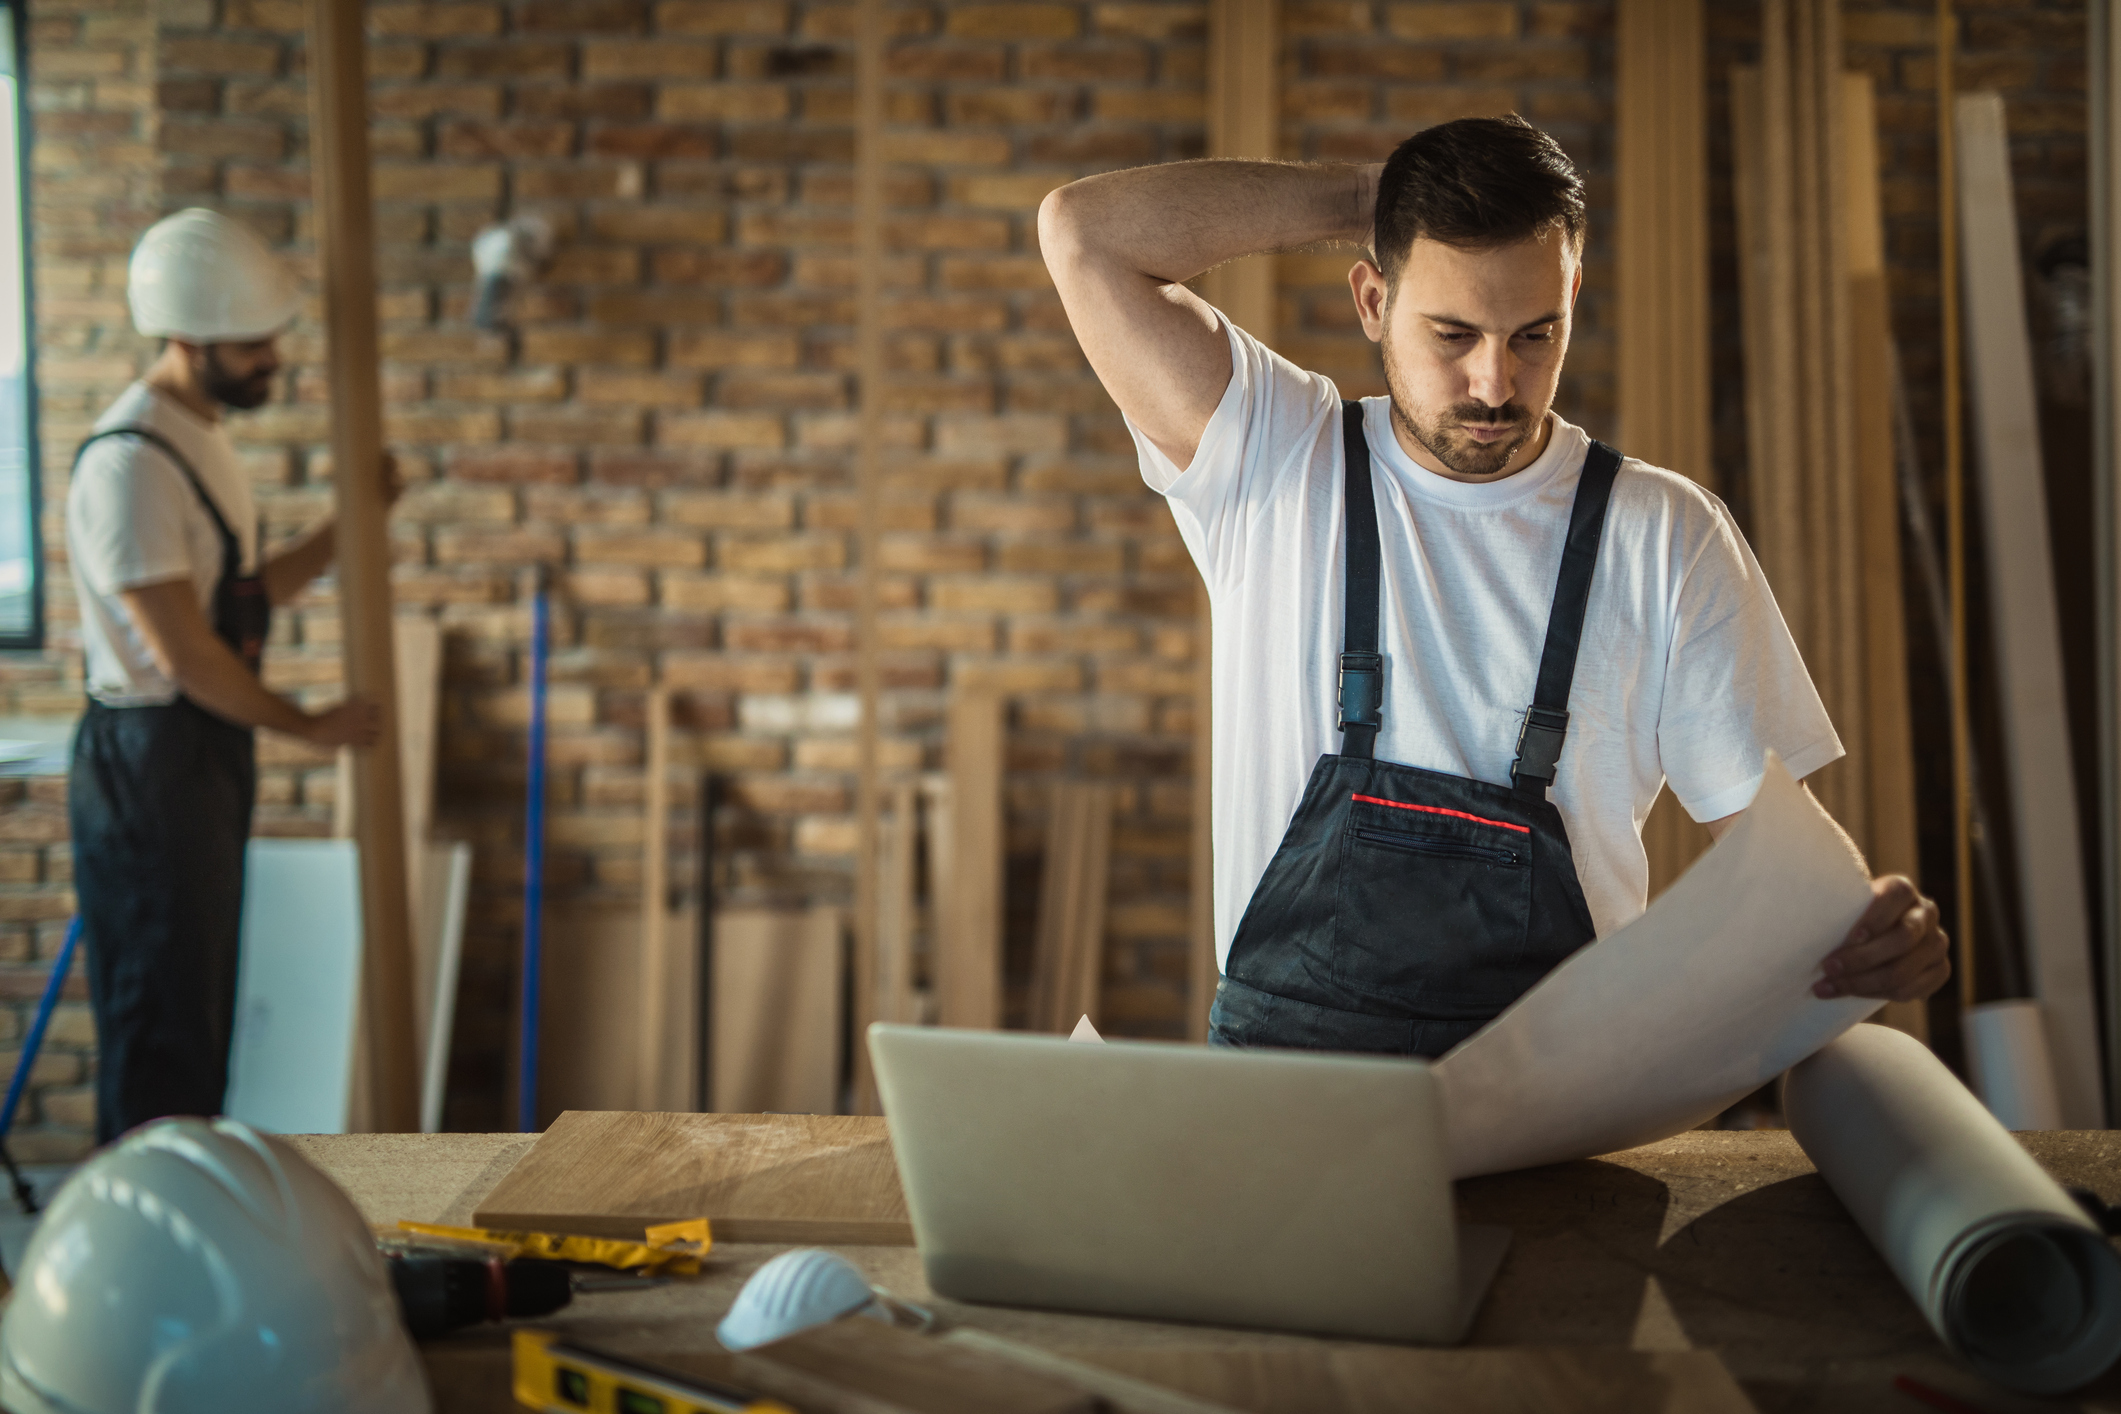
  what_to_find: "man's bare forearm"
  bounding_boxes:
[1042,160,1377,286]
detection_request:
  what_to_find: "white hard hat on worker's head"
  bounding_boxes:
[0,1116,431,1414]
[127,207,300,342]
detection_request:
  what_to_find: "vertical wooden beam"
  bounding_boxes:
[1616,0,1712,899]
[309,0,418,1133]
[637,685,671,1110]
[851,0,884,1105]
[1844,73,1926,1043]
[938,691,1003,1028]
[876,782,917,1026]
[2093,0,2121,1123]
[1193,0,1276,1039]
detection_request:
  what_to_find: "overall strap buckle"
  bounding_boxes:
[1510,705,1569,789]
[1337,652,1383,732]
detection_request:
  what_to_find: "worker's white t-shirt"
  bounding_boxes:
[1133,317,1843,966]
[68,382,260,707]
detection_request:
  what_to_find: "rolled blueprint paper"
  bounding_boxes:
[1784,1023,2121,1395]
[1437,753,1878,1178]
[1964,999,2066,1132]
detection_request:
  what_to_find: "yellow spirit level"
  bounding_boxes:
[511,1329,797,1414]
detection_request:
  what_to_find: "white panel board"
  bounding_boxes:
[1956,93,2105,1128]
[225,839,364,1135]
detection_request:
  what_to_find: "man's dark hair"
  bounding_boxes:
[1372,115,1586,282]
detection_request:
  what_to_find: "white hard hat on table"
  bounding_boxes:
[127,207,300,342]
[0,1116,432,1414]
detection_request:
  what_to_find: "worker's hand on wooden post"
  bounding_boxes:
[304,695,382,750]
[380,451,405,509]
[1815,875,1951,1003]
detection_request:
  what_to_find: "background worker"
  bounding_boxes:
[1040,118,1951,1054]
[66,208,391,1143]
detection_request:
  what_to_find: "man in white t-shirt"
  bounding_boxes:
[1040,116,1948,1054]
[67,209,391,1142]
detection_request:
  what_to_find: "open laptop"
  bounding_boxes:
[867,1024,1509,1343]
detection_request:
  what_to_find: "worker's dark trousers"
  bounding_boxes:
[68,698,255,1144]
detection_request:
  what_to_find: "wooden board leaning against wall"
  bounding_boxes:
[1191,0,1278,1040]
[1615,0,1715,901]
[1730,9,1926,1042]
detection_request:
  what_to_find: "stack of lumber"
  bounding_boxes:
[1731,1,1924,1043]
[1028,781,1116,1034]
[1731,0,1866,843]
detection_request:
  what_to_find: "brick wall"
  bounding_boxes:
[0,0,2086,1150]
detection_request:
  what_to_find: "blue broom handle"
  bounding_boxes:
[0,915,82,1140]
[518,589,548,1133]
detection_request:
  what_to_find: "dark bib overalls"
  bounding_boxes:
[1209,403,1622,1057]
[66,426,270,1143]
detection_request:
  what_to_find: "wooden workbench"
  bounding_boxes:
[292,1129,2121,1414]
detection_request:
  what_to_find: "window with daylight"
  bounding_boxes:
[0,4,39,648]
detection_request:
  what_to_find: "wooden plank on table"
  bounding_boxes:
[939,693,1003,1028]
[472,1109,912,1244]
[1956,91,2105,1126]
[309,0,417,1133]
[637,686,672,1110]
[1054,1345,1758,1414]
[710,905,842,1115]
[1844,71,1927,1043]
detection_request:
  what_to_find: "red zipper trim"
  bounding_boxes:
[1350,793,1531,835]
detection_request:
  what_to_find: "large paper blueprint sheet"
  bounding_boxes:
[1785,1023,2121,1394]
[1437,754,1879,1179]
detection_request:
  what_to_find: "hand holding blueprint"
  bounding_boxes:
[1436,752,1880,1179]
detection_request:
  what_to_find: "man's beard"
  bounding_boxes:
[204,348,274,411]
[1380,330,1542,479]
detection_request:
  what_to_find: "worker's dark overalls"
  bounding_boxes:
[67,427,269,1143]
[1209,402,1622,1057]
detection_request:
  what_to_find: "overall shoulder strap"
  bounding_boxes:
[1511,439,1624,793]
[1337,400,1383,760]
[74,425,239,548]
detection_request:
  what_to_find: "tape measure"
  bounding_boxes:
[511,1330,797,1414]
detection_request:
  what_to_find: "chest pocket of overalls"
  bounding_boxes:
[1333,794,1535,1003]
